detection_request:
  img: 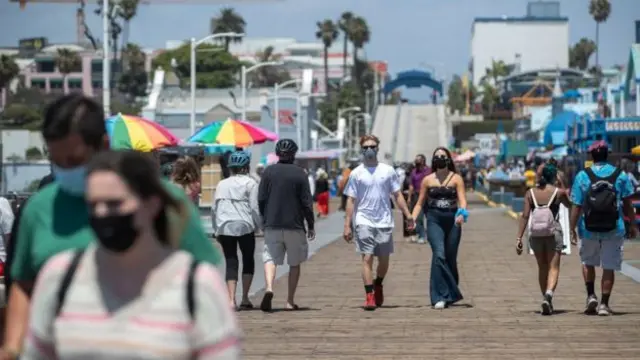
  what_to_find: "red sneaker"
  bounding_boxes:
[374,284,384,307]
[364,292,376,311]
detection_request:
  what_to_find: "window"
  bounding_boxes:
[30,79,46,89]
[69,79,83,89]
[37,60,55,73]
[92,80,102,89]
[50,79,63,89]
[91,60,102,74]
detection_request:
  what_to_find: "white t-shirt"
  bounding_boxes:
[344,163,401,228]
[0,197,15,262]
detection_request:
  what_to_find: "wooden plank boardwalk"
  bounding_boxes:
[237,194,640,359]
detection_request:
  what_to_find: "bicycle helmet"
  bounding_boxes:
[228,150,251,168]
[275,138,299,157]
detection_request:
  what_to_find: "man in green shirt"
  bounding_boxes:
[1,94,221,358]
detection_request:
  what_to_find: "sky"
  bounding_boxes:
[1,0,638,81]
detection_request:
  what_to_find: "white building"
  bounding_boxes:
[470,2,569,86]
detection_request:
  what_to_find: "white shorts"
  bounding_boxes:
[579,235,624,271]
[262,228,308,266]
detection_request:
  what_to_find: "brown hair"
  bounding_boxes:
[359,134,380,147]
[87,150,185,246]
[171,156,200,187]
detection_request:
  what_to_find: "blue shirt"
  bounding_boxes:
[570,163,634,240]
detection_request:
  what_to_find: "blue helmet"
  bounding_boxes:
[228,150,251,168]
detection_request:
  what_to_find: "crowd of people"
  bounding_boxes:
[0,93,634,358]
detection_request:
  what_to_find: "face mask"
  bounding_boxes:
[52,165,87,196]
[362,148,377,160]
[433,156,448,169]
[89,213,139,253]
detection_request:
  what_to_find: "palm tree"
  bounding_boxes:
[210,8,246,51]
[588,0,611,70]
[315,19,339,95]
[0,55,19,108]
[55,49,82,94]
[338,12,354,81]
[117,0,139,53]
[348,16,370,86]
[253,46,290,87]
[482,60,511,85]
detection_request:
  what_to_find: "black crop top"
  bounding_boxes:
[426,174,458,210]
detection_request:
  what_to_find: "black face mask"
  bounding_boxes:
[89,213,139,253]
[415,161,423,168]
[433,156,448,170]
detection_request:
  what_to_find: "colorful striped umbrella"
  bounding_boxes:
[106,114,180,152]
[187,118,278,147]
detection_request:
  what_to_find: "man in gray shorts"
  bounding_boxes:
[343,135,414,311]
[258,139,315,312]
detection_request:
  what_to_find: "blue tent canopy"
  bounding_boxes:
[382,70,443,95]
[544,110,579,146]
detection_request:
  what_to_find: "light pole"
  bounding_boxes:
[241,61,283,124]
[348,113,370,157]
[273,78,302,138]
[101,0,110,116]
[190,32,244,136]
[337,106,361,154]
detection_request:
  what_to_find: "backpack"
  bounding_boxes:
[529,188,558,237]
[55,250,199,320]
[583,167,622,232]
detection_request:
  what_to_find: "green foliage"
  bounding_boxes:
[25,147,44,160]
[0,54,19,90]
[55,49,82,76]
[210,7,246,51]
[118,43,148,99]
[152,43,242,89]
[251,46,290,87]
[318,82,364,130]
[447,75,477,113]
[569,38,597,70]
[589,0,611,23]
[0,103,42,129]
[111,100,142,115]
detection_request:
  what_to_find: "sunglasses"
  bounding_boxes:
[362,145,378,150]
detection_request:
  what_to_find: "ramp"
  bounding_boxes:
[372,104,449,163]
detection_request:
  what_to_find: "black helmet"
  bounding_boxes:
[275,138,299,157]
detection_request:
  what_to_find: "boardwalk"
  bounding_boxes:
[237,194,640,359]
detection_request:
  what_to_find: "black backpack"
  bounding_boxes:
[55,250,199,319]
[583,167,622,233]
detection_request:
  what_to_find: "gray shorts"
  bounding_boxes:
[355,225,394,256]
[530,223,564,254]
[262,228,308,266]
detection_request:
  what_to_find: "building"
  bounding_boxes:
[470,1,569,86]
[165,36,388,93]
[0,39,156,97]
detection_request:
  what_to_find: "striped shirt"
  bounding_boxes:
[23,245,241,360]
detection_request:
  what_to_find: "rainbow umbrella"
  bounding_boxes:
[106,114,180,152]
[187,118,278,147]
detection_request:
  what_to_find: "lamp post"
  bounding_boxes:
[348,113,371,157]
[101,0,110,116]
[337,106,361,154]
[273,78,302,138]
[190,32,244,135]
[241,61,283,124]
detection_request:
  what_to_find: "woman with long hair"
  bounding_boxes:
[516,163,571,315]
[171,156,201,204]
[23,150,241,359]
[314,169,330,217]
[212,150,261,310]
[411,147,468,309]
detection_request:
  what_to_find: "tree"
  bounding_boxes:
[338,11,354,82]
[348,16,370,87]
[588,0,611,70]
[447,75,477,113]
[25,146,44,161]
[252,46,290,87]
[210,8,246,51]
[118,43,148,100]
[480,82,499,114]
[55,49,82,94]
[318,82,363,130]
[315,19,339,95]
[569,38,597,70]
[117,0,139,52]
[0,54,19,100]
[0,103,42,129]
[483,59,511,85]
[152,43,242,89]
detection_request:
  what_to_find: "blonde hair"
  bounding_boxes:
[171,156,200,187]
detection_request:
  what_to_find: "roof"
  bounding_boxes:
[473,16,568,23]
[155,87,267,114]
[499,68,592,83]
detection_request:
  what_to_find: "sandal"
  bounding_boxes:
[239,302,254,310]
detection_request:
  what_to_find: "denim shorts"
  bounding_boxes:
[579,233,624,271]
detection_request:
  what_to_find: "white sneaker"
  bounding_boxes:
[434,301,446,309]
[597,304,612,316]
[410,236,417,243]
[417,238,426,244]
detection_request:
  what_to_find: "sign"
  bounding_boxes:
[584,161,593,168]
[277,110,295,125]
[18,37,47,57]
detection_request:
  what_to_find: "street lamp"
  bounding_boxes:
[101,0,110,116]
[348,113,371,157]
[241,61,284,124]
[190,32,244,136]
[337,106,361,154]
[273,78,302,139]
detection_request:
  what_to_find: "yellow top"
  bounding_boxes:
[524,169,536,188]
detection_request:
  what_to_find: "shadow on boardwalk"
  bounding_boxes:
[238,194,640,359]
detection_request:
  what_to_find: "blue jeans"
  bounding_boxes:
[415,208,426,239]
[426,208,463,306]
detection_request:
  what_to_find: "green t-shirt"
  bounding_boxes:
[11,180,221,282]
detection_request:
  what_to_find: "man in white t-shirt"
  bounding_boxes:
[0,197,15,265]
[343,135,414,311]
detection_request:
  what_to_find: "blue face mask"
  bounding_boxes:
[52,165,87,196]
[362,148,377,160]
